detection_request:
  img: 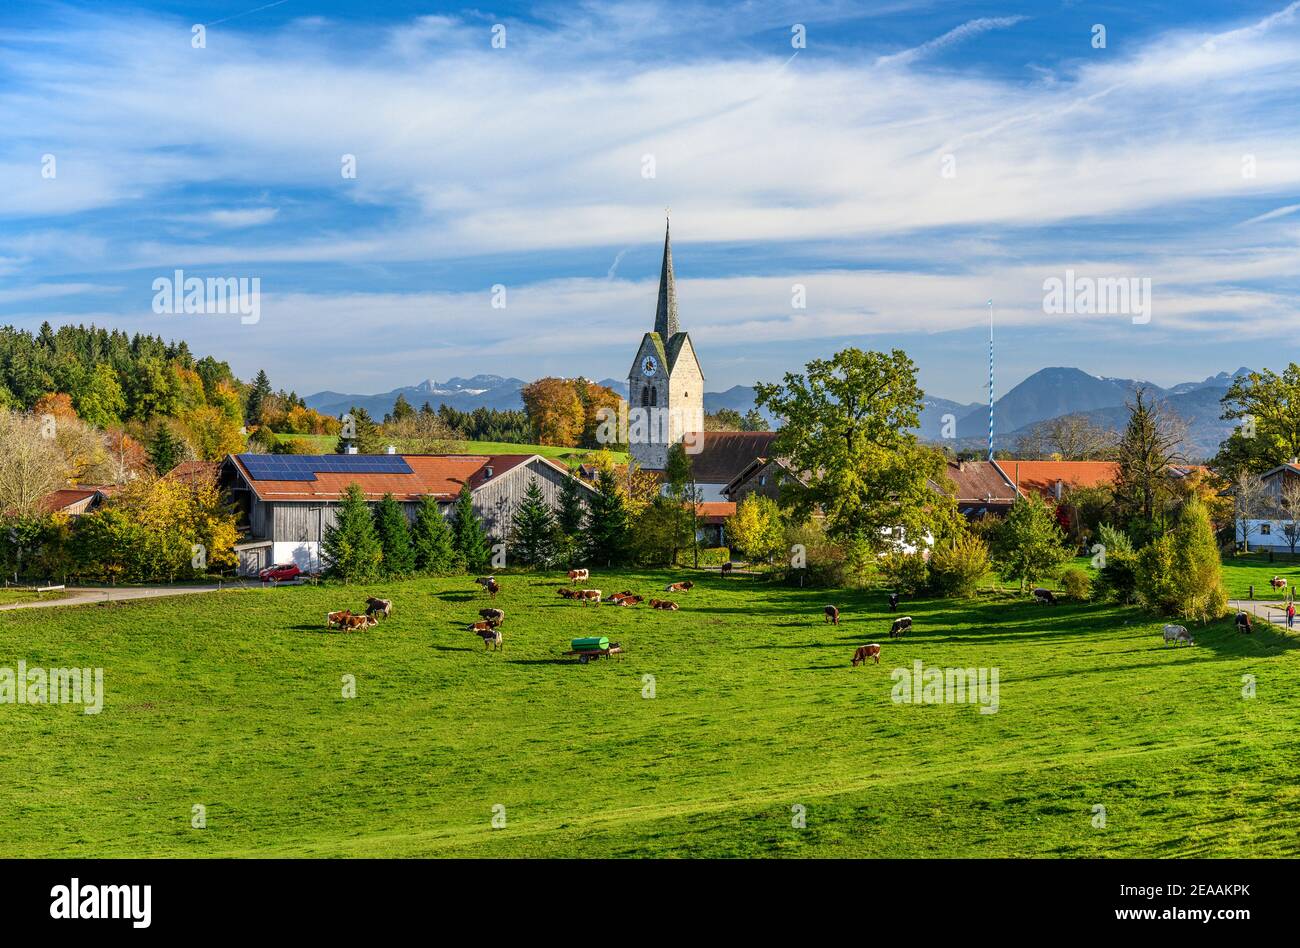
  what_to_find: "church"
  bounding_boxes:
[626,221,777,508]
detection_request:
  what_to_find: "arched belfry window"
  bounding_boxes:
[641,386,657,407]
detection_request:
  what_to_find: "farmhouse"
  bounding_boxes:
[219,452,596,575]
[1236,460,1300,551]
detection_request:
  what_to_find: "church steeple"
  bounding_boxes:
[654,217,679,339]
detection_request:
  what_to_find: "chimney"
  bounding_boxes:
[346,445,359,455]
[484,465,494,479]
[385,445,396,455]
[1054,479,1064,500]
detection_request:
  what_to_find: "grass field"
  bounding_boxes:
[269,432,626,468]
[2,567,1298,858]
[0,588,65,606]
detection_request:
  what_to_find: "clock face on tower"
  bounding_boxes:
[641,355,658,377]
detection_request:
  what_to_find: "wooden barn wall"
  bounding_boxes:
[471,460,578,540]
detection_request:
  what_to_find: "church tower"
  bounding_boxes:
[628,219,704,471]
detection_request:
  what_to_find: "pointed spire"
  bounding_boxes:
[654,216,679,339]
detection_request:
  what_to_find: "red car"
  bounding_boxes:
[259,563,302,583]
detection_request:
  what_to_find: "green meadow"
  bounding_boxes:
[2,569,1298,858]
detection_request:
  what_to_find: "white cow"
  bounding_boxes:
[1162,624,1194,647]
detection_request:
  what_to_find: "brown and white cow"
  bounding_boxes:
[343,613,375,632]
[851,644,881,666]
[576,589,602,605]
[479,607,504,624]
[824,605,840,625]
[568,568,590,585]
[557,587,578,599]
[365,597,392,620]
[653,599,679,611]
[326,609,353,630]
[472,625,503,650]
[665,581,695,593]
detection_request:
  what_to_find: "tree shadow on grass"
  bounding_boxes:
[506,658,579,666]
[429,644,474,652]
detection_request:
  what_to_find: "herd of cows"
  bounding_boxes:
[314,566,1271,664]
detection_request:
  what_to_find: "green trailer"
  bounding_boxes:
[562,641,623,664]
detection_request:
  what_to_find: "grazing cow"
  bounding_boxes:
[472,626,503,650]
[479,607,504,624]
[889,616,913,639]
[577,589,602,605]
[365,597,392,620]
[824,605,840,625]
[557,587,578,599]
[474,576,496,589]
[1271,576,1288,590]
[851,644,881,667]
[1032,587,1057,605]
[720,562,734,578]
[326,609,353,630]
[568,568,590,585]
[1162,624,1194,647]
[888,592,899,612]
[1235,611,1254,634]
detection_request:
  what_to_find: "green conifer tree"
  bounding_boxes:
[321,483,382,583]
[373,493,415,577]
[411,494,459,573]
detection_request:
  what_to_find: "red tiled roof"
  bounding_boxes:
[229,454,573,502]
[995,460,1120,498]
[695,501,736,524]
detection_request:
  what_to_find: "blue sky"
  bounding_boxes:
[2,0,1299,401]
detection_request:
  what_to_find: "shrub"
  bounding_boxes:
[929,533,989,598]
[781,519,848,587]
[677,546,730,568]
[1133,500,1229,622]
[990,495,1071,591]
[1094,548,1138,603]
[1060,566,1091,600]
[879,549,930,595]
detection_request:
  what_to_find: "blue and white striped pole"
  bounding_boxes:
[987,298,994,462]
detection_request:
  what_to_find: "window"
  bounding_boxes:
[1261,523,1272,535]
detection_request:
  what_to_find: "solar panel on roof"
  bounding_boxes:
[236,452,413,481]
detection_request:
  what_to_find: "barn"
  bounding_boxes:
[219,452,596,576]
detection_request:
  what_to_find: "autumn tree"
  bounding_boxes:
[725,494,785,563]
[0,410,66,516]
[521,377,585,446]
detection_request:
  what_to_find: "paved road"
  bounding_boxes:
[0,584,226,611]
[1230,599,1297,631]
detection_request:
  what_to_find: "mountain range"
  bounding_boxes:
[305,366,1250,461]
